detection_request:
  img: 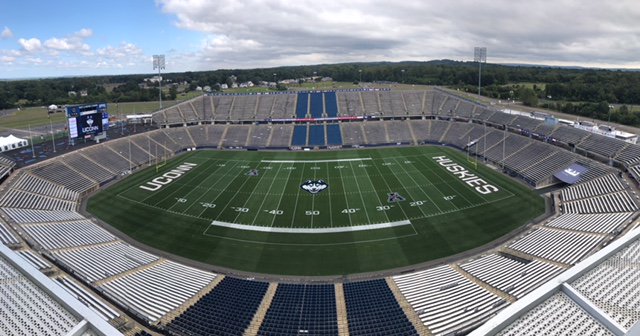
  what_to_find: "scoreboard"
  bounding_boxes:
[66,103,109,139]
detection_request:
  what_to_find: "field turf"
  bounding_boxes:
[87,146,545,276]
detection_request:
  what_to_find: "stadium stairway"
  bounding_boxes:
[500,247,572,269]
[408,122,419,145]
[245,125,254,147]
[385,278,432,336]
[375,92,383,113]
[400,92,409,114]
[450,263,517,304]
[158,274,225,326]
[358,93,366,115]
[437,122,453,143]
[229,97,237,119]
[265,127,276,148]
[360,123,369,144]
[92,257,167,286]
[184,127,197,147]
[382,122,391,143]
[80,152,117,174]
[189,101,201,120]
[218,126,229,148]
[48,240,121,256]
[244,282,278,336]
[334,283,350,336]
[176,106,187,123]
[534,224,612,238]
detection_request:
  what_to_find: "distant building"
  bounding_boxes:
[145,75,162,83]
[67,91,77,97]
[80,90,88,97]
[220,83,228,89]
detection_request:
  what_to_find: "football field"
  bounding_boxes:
[88,146,545,275]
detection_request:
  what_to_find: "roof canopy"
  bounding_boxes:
[554,163,588,184]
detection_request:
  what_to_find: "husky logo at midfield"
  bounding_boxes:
[301,180,328,195]
[246,169,259,176]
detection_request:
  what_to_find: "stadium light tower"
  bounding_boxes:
[153,55,165,109]
[474,47,487,96]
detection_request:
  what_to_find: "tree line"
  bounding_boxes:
[2,60,640,126]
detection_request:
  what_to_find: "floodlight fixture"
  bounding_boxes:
[474,47,487,96]
[153,55,165,109]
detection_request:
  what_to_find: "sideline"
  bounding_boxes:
[209,219,411,233]
[260,158,372,163]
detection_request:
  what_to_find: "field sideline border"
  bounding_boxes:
[209,219,412,233]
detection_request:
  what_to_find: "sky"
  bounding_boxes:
[1,0,640,79]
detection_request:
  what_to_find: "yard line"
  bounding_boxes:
[390,157,441,215]
[269,163,296,228]
[212,161,267,223]
[416,153,482,206]
[347,161,372,224]
[160,159,229,211]
[249,163,284,225]
[261,158,372,163]
[173,160,241,215]
[367,159,413,221]
[229,163,275,223]
[193,160,246,218]
[336,161,354,227]
[349,161,391,224]
[325,162,334,228]
[310,163,317,228]
[288,163,306,228]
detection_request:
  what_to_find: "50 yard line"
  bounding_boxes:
[288,162,306,228]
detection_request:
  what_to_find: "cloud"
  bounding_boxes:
[1,27,12,39]
[43,28,93,53]
[75,28,93,38]
[157,0,640,69]
[44,37,73,50]
[95,42,146,68]
[18,38,42,52]
[0,56,15,63]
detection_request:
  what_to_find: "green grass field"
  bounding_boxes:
[87,146,545,276]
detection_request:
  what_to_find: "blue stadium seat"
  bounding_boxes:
[344,280,418,336]
[324,92,339,117]
[258,284,338,336]
[291,125,308,146]
[326,124,343,145]
[308,125,326,146]
[167,277,269,336]
[296,93,309,118]
[310,92,324,118]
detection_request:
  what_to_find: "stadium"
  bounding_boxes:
[0,86,639,336]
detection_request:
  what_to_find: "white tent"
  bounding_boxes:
[0,135,28,153]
